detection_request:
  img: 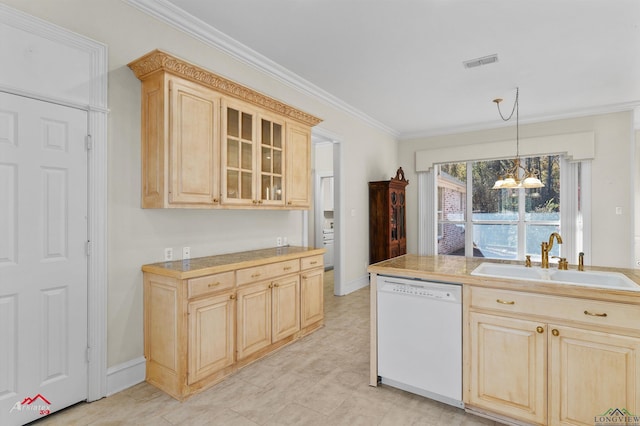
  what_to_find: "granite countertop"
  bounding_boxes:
[368,254,640,302]
[142,246,325,279]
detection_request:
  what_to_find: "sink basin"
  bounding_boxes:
[471,262,640,291]
[547,269,639,289]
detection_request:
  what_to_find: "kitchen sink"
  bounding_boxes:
[470,262,640,291]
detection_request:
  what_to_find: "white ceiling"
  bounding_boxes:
[147,0,640,139]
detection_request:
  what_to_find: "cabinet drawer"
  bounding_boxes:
[188,271,235,299]
[237,259,300,286]
[301,255,323,270]
[470,286,640,331]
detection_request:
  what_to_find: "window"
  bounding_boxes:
[437,155,561,261]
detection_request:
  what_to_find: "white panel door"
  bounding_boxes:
[0,92,88,426]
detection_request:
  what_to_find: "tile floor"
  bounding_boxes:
[34,270,498,425]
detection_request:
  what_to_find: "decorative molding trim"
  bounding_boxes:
[124,0,397,137]
[128,49,322,127]
[106,357,146,396]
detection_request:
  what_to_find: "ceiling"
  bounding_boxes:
[148,0,640,139]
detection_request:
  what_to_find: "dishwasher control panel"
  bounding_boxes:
[378,276,461,302]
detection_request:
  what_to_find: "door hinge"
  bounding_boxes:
[85,134,93,151]
[86,347,91,363]
[86,241,92,256]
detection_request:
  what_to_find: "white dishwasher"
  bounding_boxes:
[377,275,463,408]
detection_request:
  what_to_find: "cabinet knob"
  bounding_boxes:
[287,201,292,205]
[536,326,544,334]
[273,283,279,288]
[552,329,560,337]
[229,294,236,300]
[213,198,219,203]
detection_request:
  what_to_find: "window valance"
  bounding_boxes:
[415,131,594,172]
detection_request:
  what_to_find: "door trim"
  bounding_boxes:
[0,4,108,401]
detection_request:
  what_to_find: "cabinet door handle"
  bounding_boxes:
[310,261,318,265]
[283,266,292,271]
[536,326,544,334]
[213,198,219,203]
[552,329,560,336]
[251,273,261,278]
[302,275,308,279]
[208,282,220,288]
[584,310,607,317]
[273,283,279,288]
[496,299,515,305]
[229,294,236,300]
[287,201,292,205]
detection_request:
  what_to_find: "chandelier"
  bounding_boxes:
[492,88,544,189]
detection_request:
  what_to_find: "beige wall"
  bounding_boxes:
[2,0,398,367]
[399,111,637,268]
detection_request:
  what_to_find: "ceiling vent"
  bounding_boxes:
[463,54,499,69]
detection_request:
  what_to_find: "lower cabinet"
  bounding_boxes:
[142,249,324,400]
[187,291,235,385]
[548,325,640,426]
[236,274,300,360]
[466,286,640,426]
[301,267,324,328]
[469,312,547,425]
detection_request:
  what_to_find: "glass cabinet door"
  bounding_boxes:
[259,115,285,205]
[222,100,256,205]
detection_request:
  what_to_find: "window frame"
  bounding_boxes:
[417,153,591,263]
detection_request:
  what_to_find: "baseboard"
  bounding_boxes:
[106,356,146,396]
[338,274,369,296]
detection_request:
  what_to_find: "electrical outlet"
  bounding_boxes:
[164,247,173,261]
[283,237,288,246]
[276,237,283,247]
[183,246,191,260]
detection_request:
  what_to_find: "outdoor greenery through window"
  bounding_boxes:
[437,155,561,261]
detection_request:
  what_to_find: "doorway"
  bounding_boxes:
[312,128,344,295]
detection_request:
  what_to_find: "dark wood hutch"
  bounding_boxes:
[368,167,409,264]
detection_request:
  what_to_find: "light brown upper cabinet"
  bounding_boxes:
[286,122,312,208]
[128,50,322,209]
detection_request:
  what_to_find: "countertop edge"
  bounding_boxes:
[142,246,326,280]
[368,255,640,303]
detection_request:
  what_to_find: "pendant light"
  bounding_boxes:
[492,88,544,189]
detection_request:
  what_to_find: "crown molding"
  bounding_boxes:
[128,49,323,126]
[124,0,398,137]
[400,100,640,141]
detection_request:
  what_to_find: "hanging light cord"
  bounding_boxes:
[493,87,520,157]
